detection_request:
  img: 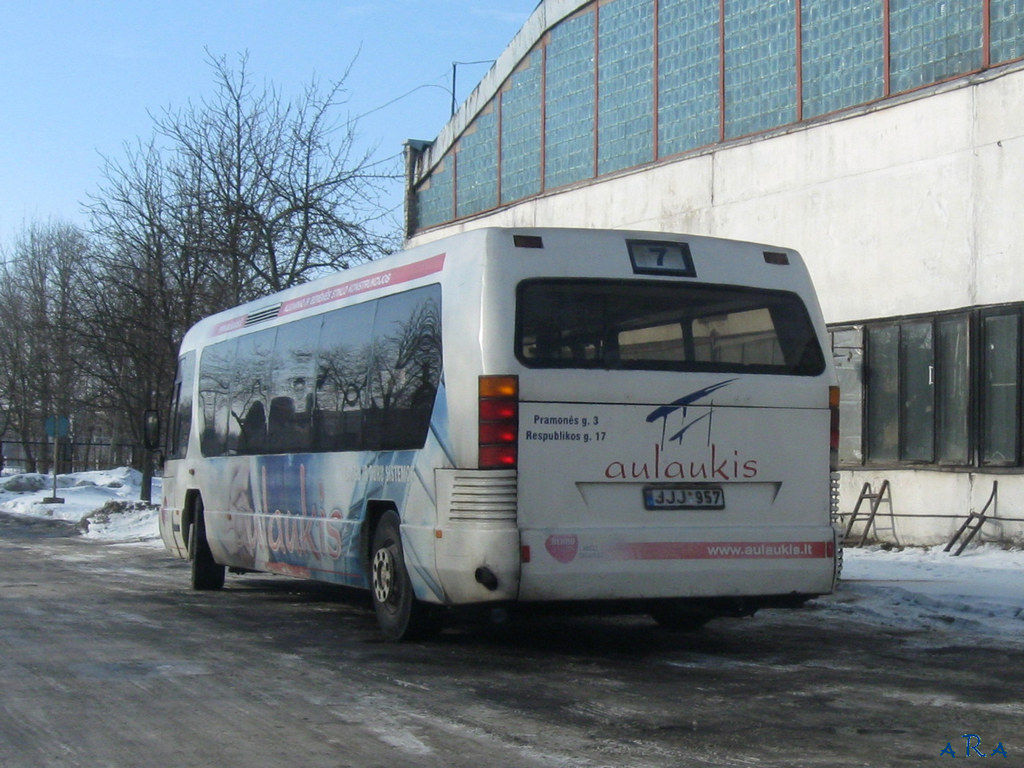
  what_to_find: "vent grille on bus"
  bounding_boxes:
[244,304,282,327]
[830,471,841,525]
[449,472,518,521]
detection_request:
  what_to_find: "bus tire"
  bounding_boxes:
[370,511,439,641]
[189,500,225,591]
[650,601,712,632]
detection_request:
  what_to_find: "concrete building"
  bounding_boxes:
[403,0,1024,546]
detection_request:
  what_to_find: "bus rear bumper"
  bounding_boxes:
[516,525,839,602]
[428,468,522,604]
[431,523,522,604]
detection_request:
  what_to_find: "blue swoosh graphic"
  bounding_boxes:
[667,410,712,444]
[645,378,737,423]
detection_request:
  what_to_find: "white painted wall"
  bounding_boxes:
[409,66,1024,546]
[839,471,1022,547]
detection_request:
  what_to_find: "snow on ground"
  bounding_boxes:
[1,467,1022,643]
[0,466,162,545]
[826,543,1024,644]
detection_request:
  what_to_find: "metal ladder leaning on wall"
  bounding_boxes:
[843,480,897,547]
[945,481,998,556]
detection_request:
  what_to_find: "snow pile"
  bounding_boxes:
[0,467,161,544]
[827,544,1024,643]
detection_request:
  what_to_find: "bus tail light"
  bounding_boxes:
[829,386,840,471]
[479,375,518,469]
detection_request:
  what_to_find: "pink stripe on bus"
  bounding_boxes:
[212,252,446,335]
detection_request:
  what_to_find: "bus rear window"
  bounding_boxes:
[516,279,825,375]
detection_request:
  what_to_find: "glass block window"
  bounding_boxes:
[724,0,798,138]
[991,0,1024,64]
[889,0,983,93]
[802,0,884,118]
[598,0,654,175]
[415,155,453,230]
[501,50,543,203]
[456,107,498,218]
[658,0,720,156]
[545,10,596,189]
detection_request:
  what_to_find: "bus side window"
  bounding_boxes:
[366,286,442,451]
[240,401,266,452]
[312,286,442,454]
[169,351,195,459]
[267,397,307,452]
[267,316,319,454]
[315,301,376,452]
[231,330,275,455]
[198,339,236,457]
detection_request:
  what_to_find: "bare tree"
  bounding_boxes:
[153,51,398,304]
[0,271,35,470]
[0,222,91,473]
[82,51,399,495]
[82,142,210,496]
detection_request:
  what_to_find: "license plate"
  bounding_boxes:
[643,485,724,510]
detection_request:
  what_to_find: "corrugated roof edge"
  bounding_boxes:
[413,0,586,179]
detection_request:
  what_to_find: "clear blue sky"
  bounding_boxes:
[0,0,538,245]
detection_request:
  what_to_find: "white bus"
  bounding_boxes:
[152,227,841,640]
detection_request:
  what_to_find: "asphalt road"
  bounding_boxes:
[0,512,1020,767]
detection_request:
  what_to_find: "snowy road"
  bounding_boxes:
[1,501,1022,766]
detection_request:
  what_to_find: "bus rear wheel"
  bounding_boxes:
[650,601,712,632]
[189,501,225,591]
[370,511,439,641]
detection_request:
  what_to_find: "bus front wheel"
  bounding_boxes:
[189,501,225,591]
[370,511,438,641]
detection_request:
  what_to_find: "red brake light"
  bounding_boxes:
[480,375,518,469]
[479,422,517,445]
[479,445,518,468]
[479,399,516,421]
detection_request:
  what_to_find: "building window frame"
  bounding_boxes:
[832,304,1024,471]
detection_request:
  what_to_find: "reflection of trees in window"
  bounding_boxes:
[365,288,442,450]
[315,302,376,451]
[231,330,275,455]
[198,340,236,456]
[170,352,196,460]
[267,318,319,453]
[198,285,442,457]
